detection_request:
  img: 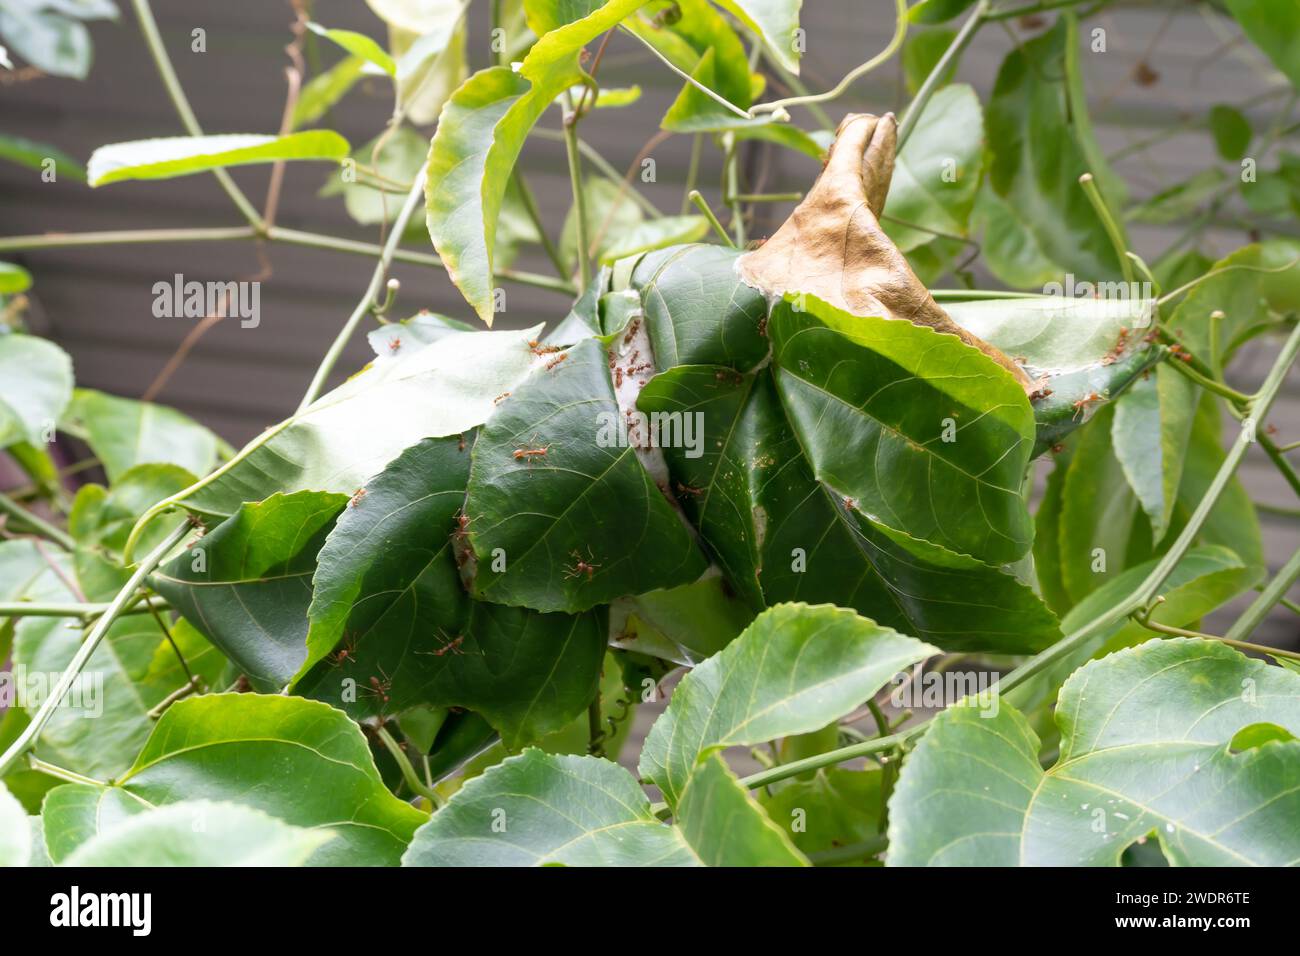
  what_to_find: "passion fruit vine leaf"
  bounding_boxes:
[292,437,606,747]
[639,603,938,809]
[81,694,427,867]
[425,0,648,323]
[888,638,1300,866]
[675,752,810,866]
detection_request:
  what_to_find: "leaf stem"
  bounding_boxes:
[0,599,166,619]
[512,171,568,280]
[0,520,190,778]
[561,92,591,292]
[375,726,442,808]
[129,0,265,230]
[620,26,750,119]
[985,0,1097,20]
[1225,546,1300,643]
[1133,616,1300,663]
[896,0,987,148]
[1078,172,1136,285]
[688,190,736,247]
[27,756,106,787]
[1160,348,1252,405]
[297,163,429,411]
[0,490,75,550]
[752,0,910,118]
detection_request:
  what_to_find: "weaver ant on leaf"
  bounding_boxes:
[1072,391,1104,420]
[512,435,552,467]
[327,632,360,668]
[564,547,601,581]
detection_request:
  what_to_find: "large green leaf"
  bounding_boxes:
[88,131,351,186]
[627,0,753,112]
[985,19,1122,280]
[307,22,395,76]
[292,437,605,745]
[675,752,809,865]
[759,767,883,862]
[0,334,72,449]
[466,337,708,612]
[884,84,982,253]
[157,326,543,521]
[152,491,345,690]
[68,463,197,556]
[104,694,426,866]
[640,603,937,807]
[631,244,769,370]
[425,0,647,322]
[771,295,1035,565]
[1224,0,1300,87]
[62,388,218,484]
[403,748,698,866]
[889,638,1300,866]
[638,366,1061,651]
[63,801,333,866]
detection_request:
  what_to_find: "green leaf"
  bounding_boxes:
[0,133,86,181]
[292,438,605,746]
[403,748,698,866]
[637,365,1061,651]
[40,784,142,864]
[0,3,91,79]
[771,295,1035,565]
[1057,403,1147,603]
[908,0,975,24]
[87,131,351,187]
[631,244,769,370]
[599,215,708,263]
[676,752,809,865]
[153,491,346,690]
[69,463,196,553]
[107,694,426,866]
[391,16,469,125]
[986,19,1122,280]
[62,388,217,483]
[889,638,1300,866]
[883,84,982,253]
[1224,0,1300,88]
[0,334,72,449]
[610,576,754,665]
[1127,168,1228,225]
[902,28,956,96]
[712,0,803,73]
[465,337,709,612]
[0,262,32,294]
[640,603,937,807]
[63,800,334,866]
[307,22,395,75]
[0,782,29,867]
[292,56,367,129]
[164,325,544,520]
[425,0,648,322]
[1110,367,1194,542]
[759,768,883,862]
[626,0,753,108]
[971,182,1060,288]
[1206,103,1248,159]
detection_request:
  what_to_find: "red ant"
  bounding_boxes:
[494,391,511,405]
[564,547,601,581]
[452,511,472,541]
[362,667,393,708]
[1072,391,1103,420]
[513,436,551,466]
[349,487,367,508]
[458,433,467,452]
[528,339,561,356]
[388,337,402,354]
[545,353,568,371]
[327,632,359,668]
[676,481,704,498]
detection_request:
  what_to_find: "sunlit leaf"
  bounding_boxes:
[88,131,351,186]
